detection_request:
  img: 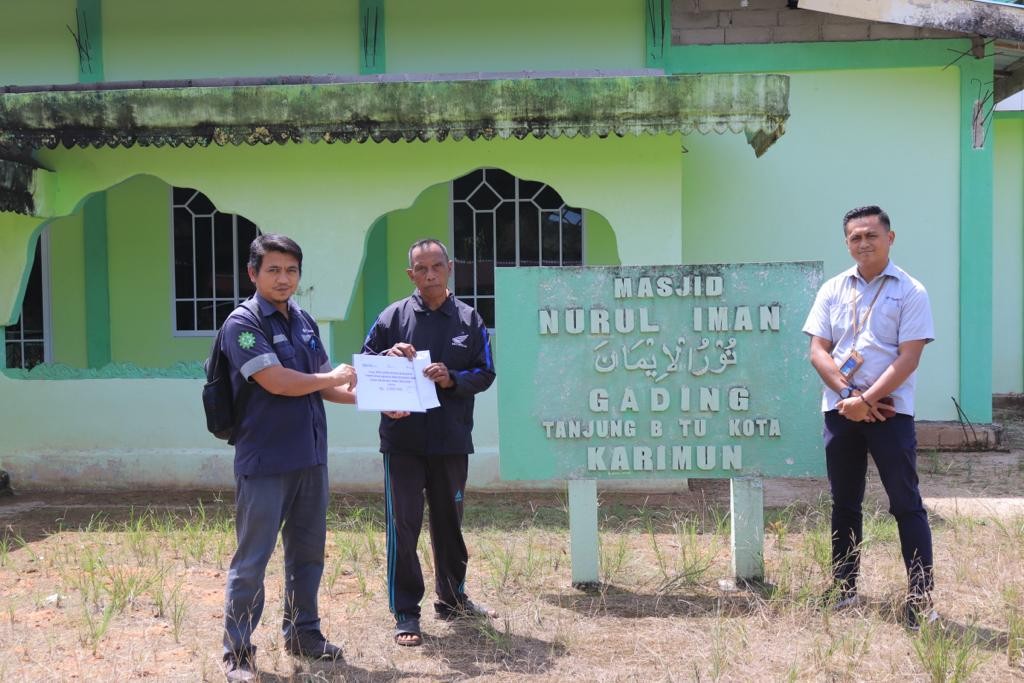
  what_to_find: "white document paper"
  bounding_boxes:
[353,351,441,412]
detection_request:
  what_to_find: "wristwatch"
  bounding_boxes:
[839,386,855,399]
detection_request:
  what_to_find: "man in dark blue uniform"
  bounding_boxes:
[362,238,496,647]
[220,234,356,681]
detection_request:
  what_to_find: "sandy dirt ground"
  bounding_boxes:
[0,405,1020,681]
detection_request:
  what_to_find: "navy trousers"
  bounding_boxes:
[824,411,933,596]
[223,464,328,656]
[383,452,469,623]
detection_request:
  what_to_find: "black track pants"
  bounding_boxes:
[383,452,469,622]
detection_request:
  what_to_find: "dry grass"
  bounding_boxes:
[0,453,1022,682]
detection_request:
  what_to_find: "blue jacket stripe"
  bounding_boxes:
[384,454,396,614]
[481,326,493,370]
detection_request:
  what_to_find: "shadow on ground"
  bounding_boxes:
[420,617,565,679]
[541,583,763,619]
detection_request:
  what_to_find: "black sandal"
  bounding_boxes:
[394,617,422,647]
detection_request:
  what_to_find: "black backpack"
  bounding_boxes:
[202,298,273,444]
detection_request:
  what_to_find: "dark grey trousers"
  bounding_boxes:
[223,464,328,656]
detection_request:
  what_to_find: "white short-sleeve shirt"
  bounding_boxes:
[802,260,934,415]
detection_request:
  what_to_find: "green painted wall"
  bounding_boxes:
[106,176,210,366]
[75,0,104,83]
[7,72,971,426]
[3,0,644,85]
[387,0,644,73]
[82,193,112,367]
[332,276,368,363]
[957,55,994,423]
[377,178,626,302]
[360,218,388,333]
[14,135,665,374]
[102,0,359,81]
[3,160,626,373]
[0,214,46,329]
[0,0,78,86]
[359,0,387,74]
[43,173,379,370]
[385,182,449,302]
[4,4,997,491]
[993,117,1024,394]
[663,37,993,422]
[47,212,88,367]
[31,134,682,326]
[679,68,960,420]
[347,176,621,363]
[584,210,619,266]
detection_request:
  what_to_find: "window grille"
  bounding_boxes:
[451,168,583,327]
[171,187,260,333]
[5,234,48,369]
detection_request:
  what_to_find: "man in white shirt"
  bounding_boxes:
[802,205,936,629]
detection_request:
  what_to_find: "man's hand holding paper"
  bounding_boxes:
[384,343,454,390]
[353,348,442,413]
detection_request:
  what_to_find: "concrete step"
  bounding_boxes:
[915,421,1002,451]
[993,392,1024,411]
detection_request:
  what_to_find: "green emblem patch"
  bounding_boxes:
[238,331,256,350]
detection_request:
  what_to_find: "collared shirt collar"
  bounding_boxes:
[253,292,299,319]
[410,289,456,316]
[842,259,902,285]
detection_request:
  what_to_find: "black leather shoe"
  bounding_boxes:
[285,630,343,660]
[903,593,938,631]
[818,583,859,611]
[222,651,256,682]
[434,598,498,621]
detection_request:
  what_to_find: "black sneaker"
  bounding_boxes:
[819,584,859,611]
[434,598,498,621]
[222,651,256,682]
[285,629,343,660]
[903,594,938,631]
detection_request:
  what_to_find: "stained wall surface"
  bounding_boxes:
[0,2,990,490]
[681,67,960,419]
[993,117,1024,394]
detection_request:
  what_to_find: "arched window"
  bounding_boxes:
[451,168,583,327]
[4,232,49,369]
[171,188,260,333]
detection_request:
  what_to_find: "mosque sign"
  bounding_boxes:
[496,262,825,481]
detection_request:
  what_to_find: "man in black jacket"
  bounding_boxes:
[362,238,496,647]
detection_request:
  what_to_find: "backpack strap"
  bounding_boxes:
[225,297,276,445]
[240,297,275,345]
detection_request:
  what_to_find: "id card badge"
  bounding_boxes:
[838,349,863,381]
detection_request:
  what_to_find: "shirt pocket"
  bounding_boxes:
[871,300,900,345]
[274,340,298,366]
[827,302,847,339]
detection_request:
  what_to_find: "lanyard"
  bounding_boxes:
[850,275,888,341]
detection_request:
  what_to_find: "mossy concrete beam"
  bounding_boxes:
[0,74,790,324]
[0,158,55,216]
[0,74,789,157]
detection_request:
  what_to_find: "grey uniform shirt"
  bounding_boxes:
[802,260,934,416]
